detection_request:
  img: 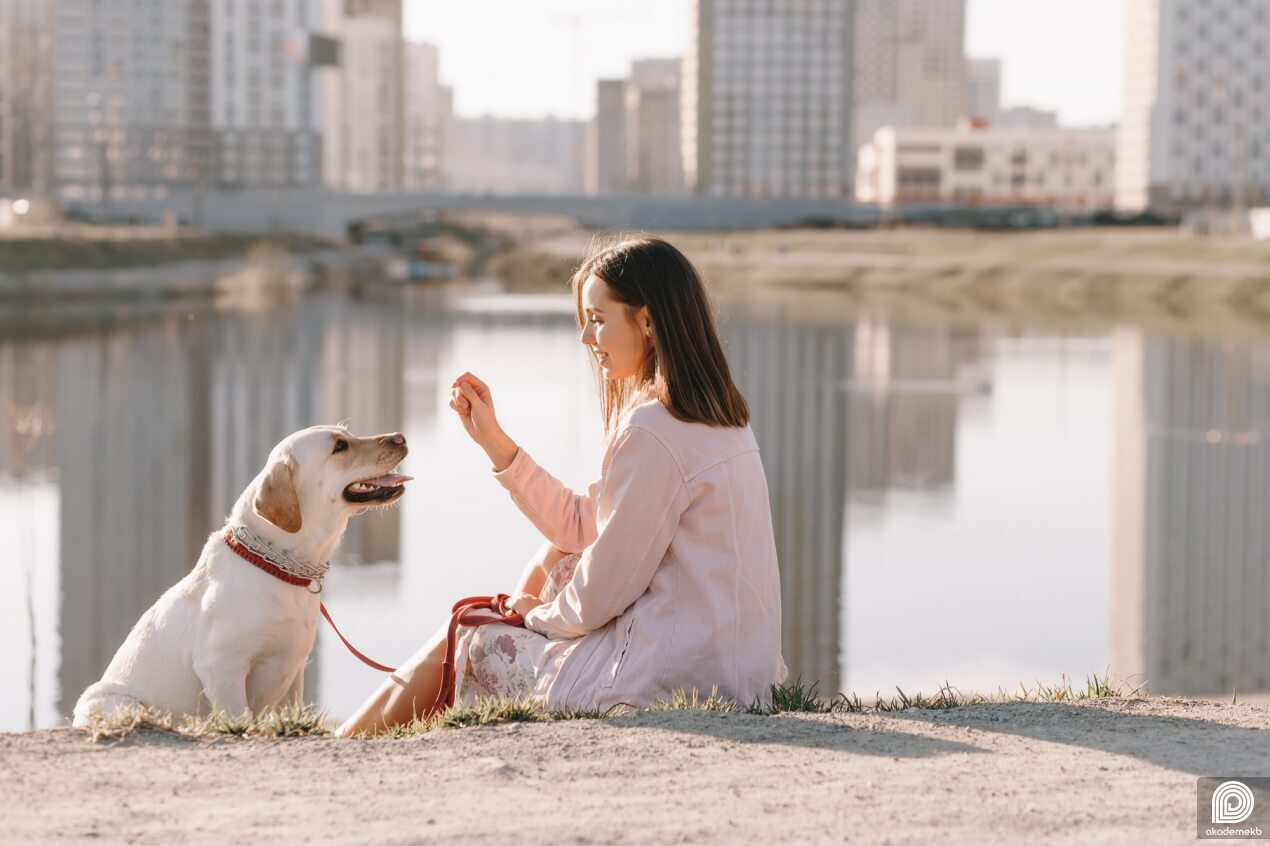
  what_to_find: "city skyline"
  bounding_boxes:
[406,0,1124,127]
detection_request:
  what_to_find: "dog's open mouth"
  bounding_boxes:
[343,472,412,504]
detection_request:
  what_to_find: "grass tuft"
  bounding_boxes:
[78,670,1145,742]
[649,686,739,713]
[748,670,1137,717]
[81,706,184,743]
[80,704,331,741]
[756,676,832,714]
[431,697,546,730]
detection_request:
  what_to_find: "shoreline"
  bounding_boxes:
[492,227,1270,333]
[0,226,333,275]
[5,696,1267,844]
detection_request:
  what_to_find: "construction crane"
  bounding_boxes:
[550,6,641,116]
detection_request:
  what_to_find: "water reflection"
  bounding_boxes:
[842,330,1115,697]
[1112,331,1270,696]
[727,312,853,693]
[1,289,1268,730]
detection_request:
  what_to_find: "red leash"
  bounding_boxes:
[429,594,524,718]
[223,528,399,673]
[222,529,524,692]
[319,602,398,673]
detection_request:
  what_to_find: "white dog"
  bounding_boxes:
[72,425,411,726]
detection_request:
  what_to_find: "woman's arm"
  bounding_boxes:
[494,450,603,553]
[521,426,688,640]
[452,371,602,552]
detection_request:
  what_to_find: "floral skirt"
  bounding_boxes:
[452,553,580,705]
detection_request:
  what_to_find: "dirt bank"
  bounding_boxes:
[0,227,332,274]
[491,228,1270,333]
[4,697,1268,845]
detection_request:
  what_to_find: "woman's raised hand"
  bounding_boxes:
[449,372,495,435]
[450,372,519,472]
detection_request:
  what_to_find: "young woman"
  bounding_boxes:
[337,235,786,735]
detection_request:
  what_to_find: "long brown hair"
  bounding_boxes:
[571,235,750,432]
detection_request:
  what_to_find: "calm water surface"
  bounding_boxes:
[2,282,1267,730]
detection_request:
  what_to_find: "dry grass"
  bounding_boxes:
[487,228,1270,335]
[76,672,1144,743]
[81,704,330,743]
[0,230,332,274]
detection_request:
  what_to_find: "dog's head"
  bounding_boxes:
[252,426,411,534]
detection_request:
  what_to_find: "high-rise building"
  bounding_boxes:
[684,0,855,198]
[1118,0,1270,213]
[965,58,1001,123]
[588,58,684,196]
[403,42,451,191]
[627,58,684,195]
[320,0,404,192]
[853,0,966,147]
[0,0,57,198]
[211,0,324,190]
[588,79,628,195]
[44,0,216,204]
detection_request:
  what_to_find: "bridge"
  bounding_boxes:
[92,188,878,239]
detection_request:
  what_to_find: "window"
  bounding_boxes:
[897,166,941,197]
[954,147,985,171]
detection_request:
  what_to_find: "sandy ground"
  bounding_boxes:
[3,698,1269,845]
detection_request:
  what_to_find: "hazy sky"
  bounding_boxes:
[405,0,1124,127]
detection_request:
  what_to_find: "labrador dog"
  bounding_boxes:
[72,425,410,726]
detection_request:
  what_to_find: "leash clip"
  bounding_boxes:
[308,580,323,595]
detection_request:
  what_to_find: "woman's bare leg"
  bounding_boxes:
[335,539,571,737]
[514,539,572,598]
[334,623,448,737]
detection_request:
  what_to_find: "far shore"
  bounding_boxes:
[494,225,1270,333]
[0,224,335,275]
[5,222,1269,335]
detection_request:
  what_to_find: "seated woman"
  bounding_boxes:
[338,235,786,735]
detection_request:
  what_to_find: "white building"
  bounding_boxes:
[964,58,1001,123]
[856,122,1116,209]
[43,0,216,203]
[853,0,966,150]
[588,79,628,195]
[684,0,854,198]
[1,0,57,198]
[211,0,324,190]
[627,59,684,195]
[320,0,404,193]
[403,42,451,191]
[1118,0,1270,212]
[446,117,585,195]
[587,58,684,196]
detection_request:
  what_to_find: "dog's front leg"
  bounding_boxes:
[194,659,251,717]
[284,664,306,708]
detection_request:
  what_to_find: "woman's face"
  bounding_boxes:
[579,274,651,381]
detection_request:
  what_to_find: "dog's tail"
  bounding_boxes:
[72,681,142,728]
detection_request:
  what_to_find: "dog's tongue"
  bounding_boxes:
[363,473,413,487]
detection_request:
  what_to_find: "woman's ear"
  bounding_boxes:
[637,306,652,337]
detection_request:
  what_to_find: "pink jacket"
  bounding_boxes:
[494,398,787,711]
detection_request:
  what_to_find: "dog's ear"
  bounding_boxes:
[254,455,302,533]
